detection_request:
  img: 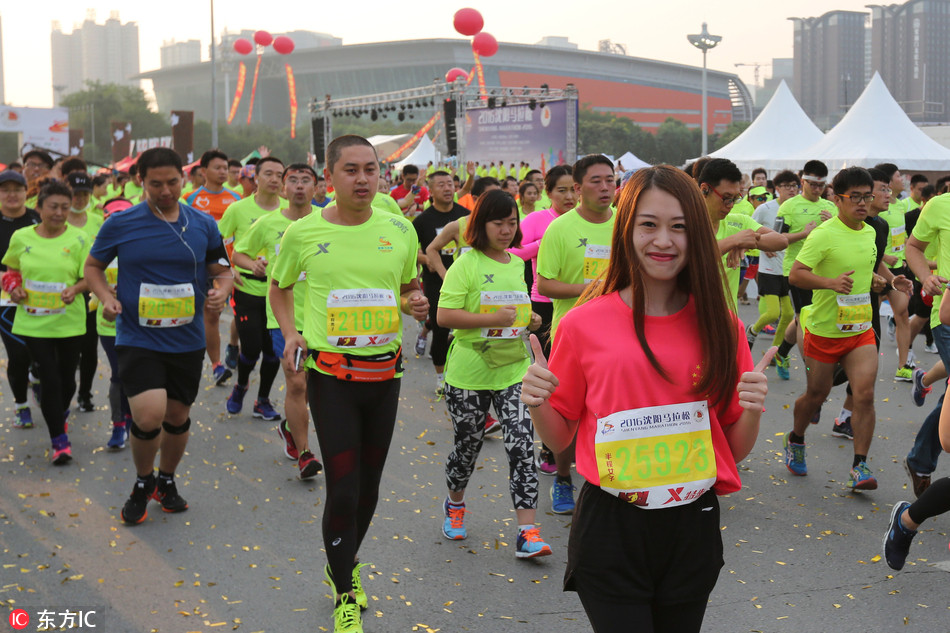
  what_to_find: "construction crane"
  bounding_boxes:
[734,62,772,87]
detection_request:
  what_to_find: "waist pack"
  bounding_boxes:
[312,347,402,382]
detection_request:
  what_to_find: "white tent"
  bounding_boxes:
[704,80,823,174]
[615,151,651,172]
[394,134,439,171]
[366,134,413,159]
[794,72,950,171]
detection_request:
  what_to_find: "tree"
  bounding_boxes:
[654,117,706,166]
[577,106,657,164]
[711,121,752,151]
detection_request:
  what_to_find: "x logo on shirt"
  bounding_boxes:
[577,238,588,248]
[483,274,494,284]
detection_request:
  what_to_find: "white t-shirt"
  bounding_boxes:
[753,200,785,276]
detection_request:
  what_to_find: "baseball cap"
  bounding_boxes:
[749,186,769,197]
[66,172,93,192]
[0,170,27,187]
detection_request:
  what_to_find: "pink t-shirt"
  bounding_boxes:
[548,292,753,498]
[509,208,560,303]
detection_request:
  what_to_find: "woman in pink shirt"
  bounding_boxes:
[522,165,772,633]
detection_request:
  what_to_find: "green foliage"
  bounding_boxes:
[578,106,657,162]
[654,117,704,166]
[711,121,752,151]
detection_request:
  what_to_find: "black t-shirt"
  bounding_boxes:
[0,208,40,272]
[865,215,889,299]
[413,202,470,283]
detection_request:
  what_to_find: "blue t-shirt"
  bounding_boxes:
[89,202,225,353]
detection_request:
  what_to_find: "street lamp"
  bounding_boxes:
[688,22,721,156]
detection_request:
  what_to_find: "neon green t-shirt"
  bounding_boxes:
[219,196,287,297]
[270,208,419,369]
[1,224,90,338]
[796,217,877,339]
[777,195,838,276]
[124,181,144,203]
[453,215,472,261]
[233,208,313,331]
[730,200,758,256]
[95,259,119,336]
[716,213,762,305]
[372,194,404,217]
[440,249,532,390]
[536,209,615,339]
[879,201,908,268]
[68,211,103,239]
[909,194,950,329]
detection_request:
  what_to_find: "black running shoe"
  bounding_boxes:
[121,476,156,525]
[154,478,189,513]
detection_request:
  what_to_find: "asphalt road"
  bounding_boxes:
[1,303,949,633]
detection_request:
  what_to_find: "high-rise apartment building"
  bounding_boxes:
[50,10,140,105]
[161,39,201,68]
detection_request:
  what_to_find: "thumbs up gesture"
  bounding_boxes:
[521,334,559,407]
[737,346,775,411]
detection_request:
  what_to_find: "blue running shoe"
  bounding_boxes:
[848,461,878,491]
[253,398,281,421]
[912,368,931,407]
[551,478,576,514]
[516,527,552,559]
[226,384,247,414]
[13,406,33,429]
[107,423,129,450]
[213,363,232,387]
[224,343,239,370]
[442,499,467,540]
[883,501,916,570]
[783,432,807,476]
[775,353,790,380]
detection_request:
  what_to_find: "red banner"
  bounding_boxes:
[227,62,247,125]
[473,52,487,99]
[465,65,477,87]
[247,54,263,125]
[383,112,442,163]
[286,64,298,139]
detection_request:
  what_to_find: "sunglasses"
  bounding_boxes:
[752,195,769,202]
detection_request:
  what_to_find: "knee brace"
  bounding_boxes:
[239,352,259,366]
[129,420,161,440]
[262,349,279,365]
[162,417,191,435]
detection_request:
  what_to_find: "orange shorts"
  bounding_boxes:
[803,328,876,364]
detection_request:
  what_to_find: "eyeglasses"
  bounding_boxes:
[24,161,47,169]
[752,195,769,202]
[838,192,875,204]
[776,183,799,190]
[710,187,743,207]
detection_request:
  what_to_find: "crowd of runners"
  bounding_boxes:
[1,142,949,633]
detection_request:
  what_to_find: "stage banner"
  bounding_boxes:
[0,106,69,156]
[464,99,570,167]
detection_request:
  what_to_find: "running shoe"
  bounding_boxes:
[887,316,896,341]
[276,420,299,460]
[414,332,427,356]
[903,457,931,498]
[77,394,95,412]
[50,433,72,465]
[745,324,757,349]
[484,413,501,435]
[153,478,189,513]
[924,342,938,354]
[435,376,445,397]
[895,365,914,382]
[763,324,777,336]
[298,450,322,480]
[213,362,232,387]
[226,384,247,414]
[224,343,239,370]
[882,501,916,571]
[847,461,878,491]
[536,447,557,476]
[13,406,33,429]
[516,527,552,559]
[332,593,363,633]
[831,417,853,440]
[121,475,156,524]
[351,562,369,610]
[912,368,932,407]
[442,499,467,540]
[783,432,807,476]
[253,398,281,421]
[551,478,576,514]
[107,422,129,450]
[775,353,790,380]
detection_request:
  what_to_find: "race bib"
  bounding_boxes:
[23,279,66,315]
[836,293,872,333]
[435,226,457,256]
[889,226,905,254]
[583,244,610,283]
[479,290,531,339]
[0,288,13,307]
[326,288,400,348]
[595,401,716,509]
[138,282,195,327]
[105,261,119,288]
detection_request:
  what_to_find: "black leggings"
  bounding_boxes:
[78,296,99,399]
[424,277,450,367]
[233,290,279,397]
[907,477,950,525]
[578,594,708,633]
[531,300,554,359]
[307,371,401,594]
[0,306,31,402]
[22,335,82,439]
[100,335,131,423]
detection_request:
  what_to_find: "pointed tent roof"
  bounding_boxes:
[394,134,439,170]
[707,80,823,173]
[795,72,950,171]
[615,151,651,171]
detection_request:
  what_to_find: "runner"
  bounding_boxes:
[436,189,550,557]
[269,135,428,633]
[522,165,769,633]
[233,162,323,480]
[783,167,910,489]
[85,147,233,524]
[0,170,39,429]
[219,156,286,420]
[518,180,539,217]
[1,181,90,464]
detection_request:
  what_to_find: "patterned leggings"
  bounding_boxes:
[444,383,538,510]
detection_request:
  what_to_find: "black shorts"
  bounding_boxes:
[789,284,813,314]
[564,482,723,604]
[117,345,205,405]
[757,272,789,297]
[908,280,932,320]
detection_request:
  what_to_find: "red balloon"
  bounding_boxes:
[253,30,273,47]
[233,38,253,55]
[445,68,469,83]
[273,36,295,55]
[472,32,498,57]
[453,8,484,36]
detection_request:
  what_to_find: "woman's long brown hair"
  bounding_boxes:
[580,165,738,406]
